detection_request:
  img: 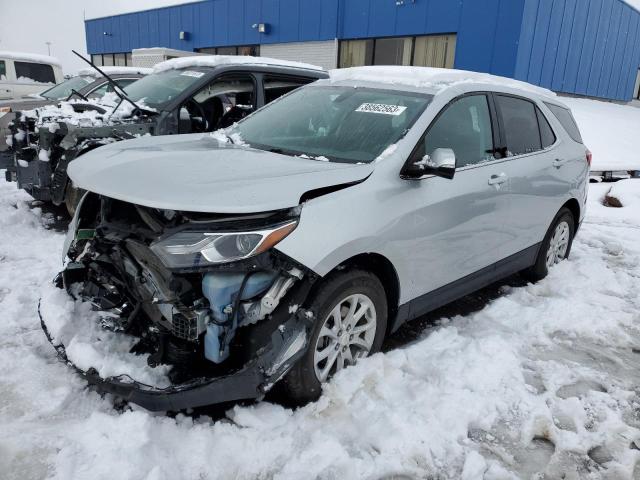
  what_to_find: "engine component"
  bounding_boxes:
[242,267,303,324]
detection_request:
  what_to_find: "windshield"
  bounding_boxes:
[40,76,93,100]
[123,68,206,108]
[233,85,431,163]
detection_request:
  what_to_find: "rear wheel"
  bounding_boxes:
[281,270,387,404]
[522,207,575,282]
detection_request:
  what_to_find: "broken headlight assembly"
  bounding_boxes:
[150,220,298,269]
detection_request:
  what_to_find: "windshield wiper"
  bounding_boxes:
[71,50,151,116]
[66,88,88,102]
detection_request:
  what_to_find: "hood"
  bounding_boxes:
[68,134,375,213]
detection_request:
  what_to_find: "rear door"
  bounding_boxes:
[492,93,576,256]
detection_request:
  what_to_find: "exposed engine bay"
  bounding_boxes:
[43,193,318,411]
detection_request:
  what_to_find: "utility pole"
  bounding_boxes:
[45,42,52,56]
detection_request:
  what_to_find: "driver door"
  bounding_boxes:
[178,74,256,134]
[397,93,512,304]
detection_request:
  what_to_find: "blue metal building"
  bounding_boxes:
[85,0,640,101]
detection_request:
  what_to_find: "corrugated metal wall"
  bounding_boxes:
[515,0,640,101]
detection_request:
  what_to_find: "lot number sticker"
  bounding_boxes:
[181,71,205,78]
[356,103,407,116]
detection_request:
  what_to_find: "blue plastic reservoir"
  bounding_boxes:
[202,271,277,363]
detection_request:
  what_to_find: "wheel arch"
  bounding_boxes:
[318,253,401,336]
[562,198,581,232]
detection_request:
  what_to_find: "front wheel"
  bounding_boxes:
[522,207,575,282]
[281,270,387,404]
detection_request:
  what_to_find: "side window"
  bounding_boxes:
[14,62,55,83]
[0,61,6,80]
[88,79,139,99]
[180,74,256,133]
[263,76,313,104]
[495,95,541,156]
[417,95,495,168]
[544,102,583,144]
[536,107,556,149]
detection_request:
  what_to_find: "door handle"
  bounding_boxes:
[553,158,567,168]
[488,173,508,186]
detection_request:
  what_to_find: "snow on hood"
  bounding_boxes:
[0,50,61,68]
[76,66,152,77]
[153,54,325,74]
[329,66,556,98]
[68,133,374,213]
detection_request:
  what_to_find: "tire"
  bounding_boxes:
[522,207,575,282]
[281,270,388,404]
[64,183,85,217]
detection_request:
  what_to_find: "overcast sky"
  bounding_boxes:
[0,0,193,72]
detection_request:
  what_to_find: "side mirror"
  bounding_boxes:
[403,148,456,180]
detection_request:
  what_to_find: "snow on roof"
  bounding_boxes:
[77,66,152,77]
[624,0,640,12]
[0,51,62,68]
[329,66,556,98]
[153,55,325,74]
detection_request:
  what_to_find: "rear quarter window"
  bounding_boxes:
[14,61,55,84]
[544,102,583,144]
[0,60,6,80]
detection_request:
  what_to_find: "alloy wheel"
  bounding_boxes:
[313,293,377,382]
[546,220,570,269]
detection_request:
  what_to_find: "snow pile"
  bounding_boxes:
[0,50,61,68]
[562,97,640,171]
[153,55,324,74]
[329,66,557,98]
[605,179,640,210]
[39,285,171,387]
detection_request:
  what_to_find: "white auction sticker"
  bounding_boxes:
[180,71,205,78]
[356,103,407,116]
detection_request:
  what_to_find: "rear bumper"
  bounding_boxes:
[39,284,313,412]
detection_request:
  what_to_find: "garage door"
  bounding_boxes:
[260,41,337,70]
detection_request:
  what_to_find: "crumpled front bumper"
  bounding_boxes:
[38,283,313,412]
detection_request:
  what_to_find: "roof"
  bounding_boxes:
[0,51,62,68]
[329,66,556,99]
[77,66,152,77]
[152,55,325,74]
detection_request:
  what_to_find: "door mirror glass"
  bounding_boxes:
[411,148,456,179]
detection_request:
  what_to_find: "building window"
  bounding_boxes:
[340,34,457,69]
[197,45,260,56]
[374,37,412,66]
[89,53,132,67]
[413,34,456,69]
[339,40,373,68]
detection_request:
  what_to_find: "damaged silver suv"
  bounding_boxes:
[41,67,590,411]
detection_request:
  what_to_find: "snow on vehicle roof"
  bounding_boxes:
[77,66,152,77]
[0,51,62,68]
[329,66,556,99]
[153,55,325,73]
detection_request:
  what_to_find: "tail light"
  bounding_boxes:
[586,149,592,168]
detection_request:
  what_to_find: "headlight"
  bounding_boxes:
[150,220,297,269]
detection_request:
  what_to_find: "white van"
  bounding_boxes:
[0,51,64,100]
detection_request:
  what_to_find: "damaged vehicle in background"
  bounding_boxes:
[0,66,150,168]
[6,56,327,214]
[41,67,590,411]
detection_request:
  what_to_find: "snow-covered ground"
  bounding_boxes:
[2,105,640,479]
